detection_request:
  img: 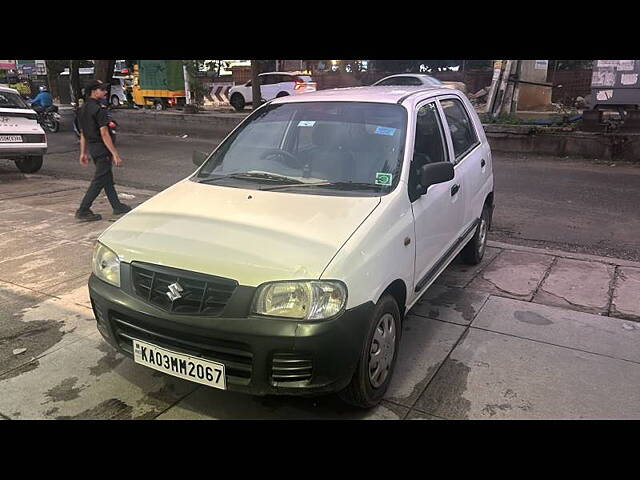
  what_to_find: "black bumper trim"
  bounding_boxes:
[89,274,375,396]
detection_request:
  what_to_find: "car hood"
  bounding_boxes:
[99,179,381,287]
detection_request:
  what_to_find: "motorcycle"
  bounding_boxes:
[71,101,117,145]
[31,103,61,133]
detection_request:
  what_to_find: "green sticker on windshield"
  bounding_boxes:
[375,173,393,186]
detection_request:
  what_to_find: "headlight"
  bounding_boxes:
[92,242,120,287]
[252,281,347,320]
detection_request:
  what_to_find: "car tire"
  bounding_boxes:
[111,95,121,107]
[230,93,245,111]
[461,203,491,265]
[276,91,289,98]
[15,156,43,174]
[338,293,401,409]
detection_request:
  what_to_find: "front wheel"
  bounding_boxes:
[15,156,43,173]
[111,95,121,107]
[461,203,491,265]
[338,294,401,409]
[230,93,245,111]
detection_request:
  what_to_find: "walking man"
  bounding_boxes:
[76,79,131,221]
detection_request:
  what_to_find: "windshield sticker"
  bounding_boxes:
[375,173,393,186]
[298,120,316,127]
[375,126,396,136]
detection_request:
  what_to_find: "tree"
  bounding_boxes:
[44,60,68,101]
[94,60,116,103]
[251,60,261,108]
[69,60,81,105]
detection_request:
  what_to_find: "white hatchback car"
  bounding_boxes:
[229,72,316,111]
[0,86,47,173]
[88,86,493,408]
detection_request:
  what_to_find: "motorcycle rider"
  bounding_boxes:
[29,86,53,113]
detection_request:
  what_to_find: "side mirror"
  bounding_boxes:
[192,150,208,167]
[418,161,454,195]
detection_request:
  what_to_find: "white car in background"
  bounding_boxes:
[0,86,47,173]
[229,72,316,111]
[373,74,467,94]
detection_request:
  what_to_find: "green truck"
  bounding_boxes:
[132,60,186,110]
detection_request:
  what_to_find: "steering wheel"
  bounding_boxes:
[259,148,303,169]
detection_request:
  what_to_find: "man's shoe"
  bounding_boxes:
[112,204,132,215]
[75,209,102,222]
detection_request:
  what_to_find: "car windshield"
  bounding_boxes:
[197,101,407,196]
[0,91,28,109]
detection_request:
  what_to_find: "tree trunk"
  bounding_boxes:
[95,59,115,103]
[69,60,81,105]
[251,60,261,109]
[44,60,60,101]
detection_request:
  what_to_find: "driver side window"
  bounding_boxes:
[409,102,448,201]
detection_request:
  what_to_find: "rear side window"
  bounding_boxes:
[439,98,478,161]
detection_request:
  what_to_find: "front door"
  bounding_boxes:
[410,100,465,294]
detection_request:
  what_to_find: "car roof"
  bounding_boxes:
[380,73,436,79]
[0,85,19,94]
[270,85,456,105]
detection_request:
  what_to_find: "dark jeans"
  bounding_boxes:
[78,154,122,212]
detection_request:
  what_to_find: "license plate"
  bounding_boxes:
[133,339,226,390]
[0,135,23,143]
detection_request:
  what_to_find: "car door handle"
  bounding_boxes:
[481,159,486,167]
[451,184,460,196]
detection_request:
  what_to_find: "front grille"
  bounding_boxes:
[272,353,313,384]
[131,262,238,316]
[111,312,253,385]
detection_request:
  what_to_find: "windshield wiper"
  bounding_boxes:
[261,181,383,191]
[198,171,305,185]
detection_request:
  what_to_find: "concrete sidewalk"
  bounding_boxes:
[1,173,639,419]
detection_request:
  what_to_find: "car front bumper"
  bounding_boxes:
[88,273,374,397]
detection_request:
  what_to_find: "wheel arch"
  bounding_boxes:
[378,279,407,320]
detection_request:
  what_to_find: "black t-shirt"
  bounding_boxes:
[79,98,110,156]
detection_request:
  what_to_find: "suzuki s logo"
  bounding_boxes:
[166,282,184,301]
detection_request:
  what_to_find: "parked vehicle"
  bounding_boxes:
[132,61,186,110]
[229,72,317,111]
[373,73,468,93]
[88,86,493,408]
[109,76,132,107]
[0,86,47,173]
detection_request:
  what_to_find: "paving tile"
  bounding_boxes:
[406,410,445,420]
[612,266,640,321]
[156,386,408,420]
[411,285,490,326]
[435,247,502,288]
[0,236,92,291]
[415,328,640,419]
[384,315,465,407]
[0,279,102,377]
[533,258,614,315]
[0,333,199,419]
[467,250,555,301]
[0,180,77,201]
[41,274,92,309]
[473,296,640,363]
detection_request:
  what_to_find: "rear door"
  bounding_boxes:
[260,74,279,100]
[410,99,465,294]
[437,95,487,232]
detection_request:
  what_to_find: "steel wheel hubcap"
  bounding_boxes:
[478,217,488,255]
[368,313,396,388]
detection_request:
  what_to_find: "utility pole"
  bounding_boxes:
[251,60,261,109]
[183,62,192,105]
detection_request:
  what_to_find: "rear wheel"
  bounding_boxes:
[15,156,43,173]
[43,116,59,133]
[338,293,401,408]
[153,99,165,111]
[230,93,245,111]
[461,203,491,265]
[111,95,121,107]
